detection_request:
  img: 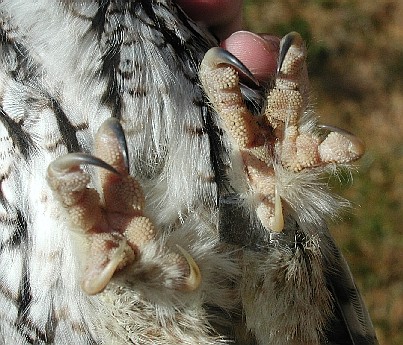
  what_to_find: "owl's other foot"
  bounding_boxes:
[47,118,200,295]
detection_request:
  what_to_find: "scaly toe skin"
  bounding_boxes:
[318,124,365,163]
[82,233,134,295]
[47,149,136,294]
[47,153,116,231]
[199,47,266,149]
[47,118,201,295]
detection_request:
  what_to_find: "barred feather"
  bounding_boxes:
[0,1,377,344]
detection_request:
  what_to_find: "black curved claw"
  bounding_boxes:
[204,47,259,86]
[277,31,303,74]
[50,152,120,175]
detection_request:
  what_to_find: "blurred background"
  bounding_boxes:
[243,1,402,344]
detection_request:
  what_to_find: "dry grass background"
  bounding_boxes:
[242,1,403,344]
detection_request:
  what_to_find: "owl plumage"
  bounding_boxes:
[0,1,377,344]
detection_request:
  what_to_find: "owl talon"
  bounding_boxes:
[96,117,130,173]
[82,238,129,295]
[200,32,365,233]
[277,31,304,74]
[47,118,202,294]
[202,47,258,85]
[48,152,119,178]
[176,245,202,291]
[271,187,284,233]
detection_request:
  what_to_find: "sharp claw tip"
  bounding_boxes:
[49,152,120,176]
[204,47,259,86]
[81,239,128,295]
[277,31,304,74]
[271,187,284,233]
[176,244,201,292]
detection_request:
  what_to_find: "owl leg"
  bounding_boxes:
[201,33,369,345]
[199,32,365,233]
[47,118,200,295]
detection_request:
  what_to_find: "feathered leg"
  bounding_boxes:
[200,32,377,345]
[47,118,240,344]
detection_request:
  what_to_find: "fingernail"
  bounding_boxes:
[221,31,280,83]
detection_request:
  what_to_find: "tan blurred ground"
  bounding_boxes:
[243,1,403,344]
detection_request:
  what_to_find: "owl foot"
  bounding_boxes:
[200,32,365,233]
[47,118,201,295]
